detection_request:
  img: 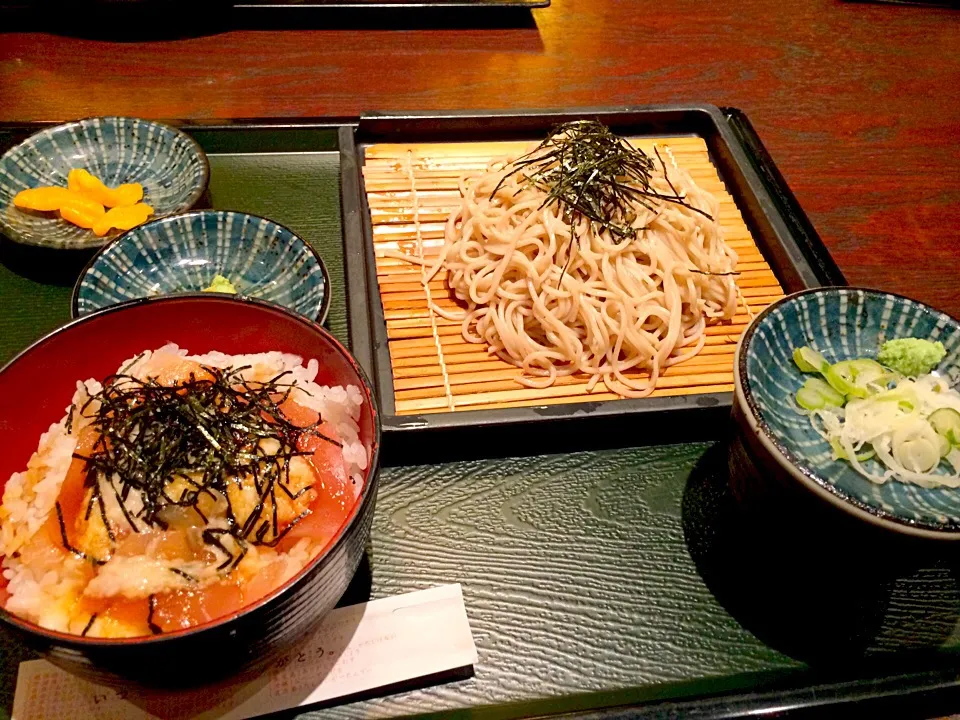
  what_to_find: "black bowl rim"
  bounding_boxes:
[70,209,332,326]
[735,285,960,538]
[0,116,210,250]
[0,293,381,646]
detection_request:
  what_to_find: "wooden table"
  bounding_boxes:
[2,4,960,719]
[1,0,959,316]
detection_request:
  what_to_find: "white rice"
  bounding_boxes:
[0,345,368,635]
[0,422,76,558]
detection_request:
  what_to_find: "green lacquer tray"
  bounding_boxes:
[0,116,958,720]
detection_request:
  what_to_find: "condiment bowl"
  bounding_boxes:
[733,287,960,540]
[0,117,208,250]
[72,210,330,323]
[0,295,380,686]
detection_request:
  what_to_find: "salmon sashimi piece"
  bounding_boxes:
[57,428,99,549]
[152,580,245,632]
[297,422,346,483]
[146,356,214,387]
[18,517,75,576]
[239,557,290,606]
[77,595,151,637]
[277,398,320,428]
[278,423,354,553]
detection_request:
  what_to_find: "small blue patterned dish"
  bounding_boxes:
[73,210,331,324]
[0,117,208,250]
[735,287,960,540]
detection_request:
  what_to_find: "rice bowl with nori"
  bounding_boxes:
[0,343,368,639]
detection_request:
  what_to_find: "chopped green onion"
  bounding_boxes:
[796,377,845,410]
[793,346,828,374]
[829,437,875,462]
[929,407,960,446]
[892,434,941,473]
[825,361,868,399]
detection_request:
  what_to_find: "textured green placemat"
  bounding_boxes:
[307,442,800,719]
[0,247,73,365]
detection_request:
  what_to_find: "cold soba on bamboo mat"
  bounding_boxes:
[362,122,784,415]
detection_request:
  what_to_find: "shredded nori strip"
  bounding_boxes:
[55,502,105,565]
[69,365,338,569]
[109,478,140,534]
[147,595,162,635]
[81,614,97,637]
[689,269,741,277]
[81,479,116,544]
[492,120,713,246]
[653,145,679,198]
[169,567,198,583]
[96,487,115,543]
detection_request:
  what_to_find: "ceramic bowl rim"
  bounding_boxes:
[0,116,210,250]
[0,293,381,647]
[70,209,332,325]
[734,286,960,540]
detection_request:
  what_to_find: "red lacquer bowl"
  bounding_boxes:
[0,295,381,687]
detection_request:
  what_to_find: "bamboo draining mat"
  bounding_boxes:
[362,137,785,416]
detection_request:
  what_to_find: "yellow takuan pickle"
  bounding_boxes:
[92,203,154,237]
[15,187,106,229]
[68,169,143,208]
[12,169,150,234]
[58,194,107,229]
[12,187,75,212]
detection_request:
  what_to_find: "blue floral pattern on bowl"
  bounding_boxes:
[0,117,208,249]
[73,210,330,324]
[737,287,960,536]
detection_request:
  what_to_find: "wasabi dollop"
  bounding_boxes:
[878,338,946,377]
[202,275,238,294]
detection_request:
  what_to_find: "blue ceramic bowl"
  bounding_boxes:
[73,210,331,323]
[0,117,208,249]
[735,287,960,540]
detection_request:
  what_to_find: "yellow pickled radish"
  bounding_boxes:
[92,203,154,237]
[13,170,147,232]
[66,168,90,193]
[13,187,74,212]
[59,200,106,229]
[114,183,144,207]
[67,168,110,203]
[68,168,144,208]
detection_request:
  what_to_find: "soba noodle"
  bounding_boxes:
[387,126,739,398]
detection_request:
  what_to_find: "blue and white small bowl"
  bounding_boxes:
[0,117,208,249]
[735,287,960,540]
[73,211,331,324]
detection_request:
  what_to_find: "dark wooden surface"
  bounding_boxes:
[1,0,960,316]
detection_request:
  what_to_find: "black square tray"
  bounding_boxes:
[341,105,845,457]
